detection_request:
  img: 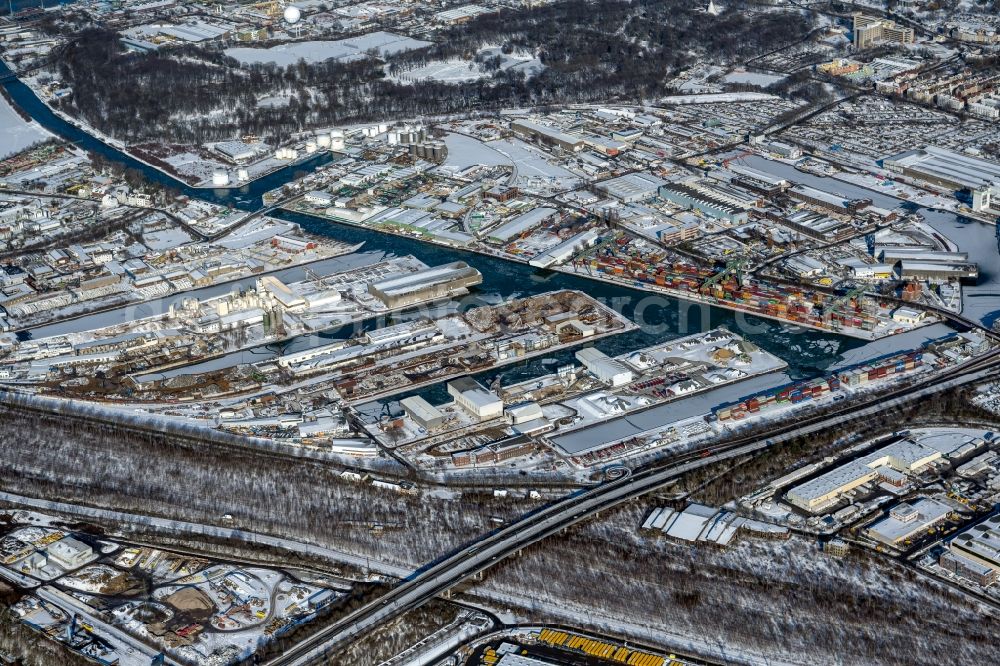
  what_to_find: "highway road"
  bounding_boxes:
[266,351,1000,665]
[1,333,995,666]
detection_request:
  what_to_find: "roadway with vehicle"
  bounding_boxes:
[266,349,1000,665]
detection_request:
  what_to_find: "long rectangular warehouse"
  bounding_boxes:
[883,146,1000,208]
[368,261,482,308]
[487,207,559,243]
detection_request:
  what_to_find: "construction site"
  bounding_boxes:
[2,517,341,666]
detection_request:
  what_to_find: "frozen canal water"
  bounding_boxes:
[2,62,978,396]
[739,155,1000,328]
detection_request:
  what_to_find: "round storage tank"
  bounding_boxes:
[317,134,331,148]
[305,141,317,154]
[212,171,231,186]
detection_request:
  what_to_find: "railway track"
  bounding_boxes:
[263,351,1000,665]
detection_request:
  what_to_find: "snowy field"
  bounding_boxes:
[660,92,780,105]
[0,93,51,158]
[388,48,543,84]
[441,133,513,169]
[391,59,491,84]
[225,32,431,67]
[722,71,786,87]
[489,138,581,185]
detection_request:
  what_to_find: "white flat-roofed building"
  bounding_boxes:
[276,340,347,368]
[865,498,951,546]
[946,515,1000,580]
[878,249,969,264]
[787,439,943,512]
[448,376,503,420]
[257,275,306,310]
[433,4,492,24]
[400,395,445,429]
[279,322,439,374]
[883,146,1000,211]
[510,119,585,152]
[658,183,749,224]
[940,549,998,586]
[363,320,439,346]
[303,289,342,309]
[328,439,378,456]
[785,255,826,278]
[368,261,482,308]
[575,347,633,387]
[897,260,979,281]
[662,503,717,542]
[528,228,600,268]
[849,263,895,280]
[48,536,93,569]
[729,164,788,192]
[788,185,870,214]
[305,190,336,206]
[787,460,878,512]
[214,140,265,162]
[505,401,543,425]
[764,140,801,159]
[487,208,559,244]
[595,173,668,203]
[891,306,926,325]
[780,210,853,242]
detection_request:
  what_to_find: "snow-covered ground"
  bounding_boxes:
[225,32,431,67]
[388,48,543,85]
[0,92,51,158]
[0,490,412,577]
[438,131,583,189]
[440,133,513,170]
[391,59,489,84]
[722,71,786,87]
[660,92,781,105]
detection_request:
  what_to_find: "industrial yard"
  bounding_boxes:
[3,255,483,396]
[2,0,1000,664]
[132,289,634,404]
[267,107,994,341]
[358,327,787,471]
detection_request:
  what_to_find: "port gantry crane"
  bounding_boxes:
[820,283,869,328]
[700,256,750,294]
[578,230,623,277]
